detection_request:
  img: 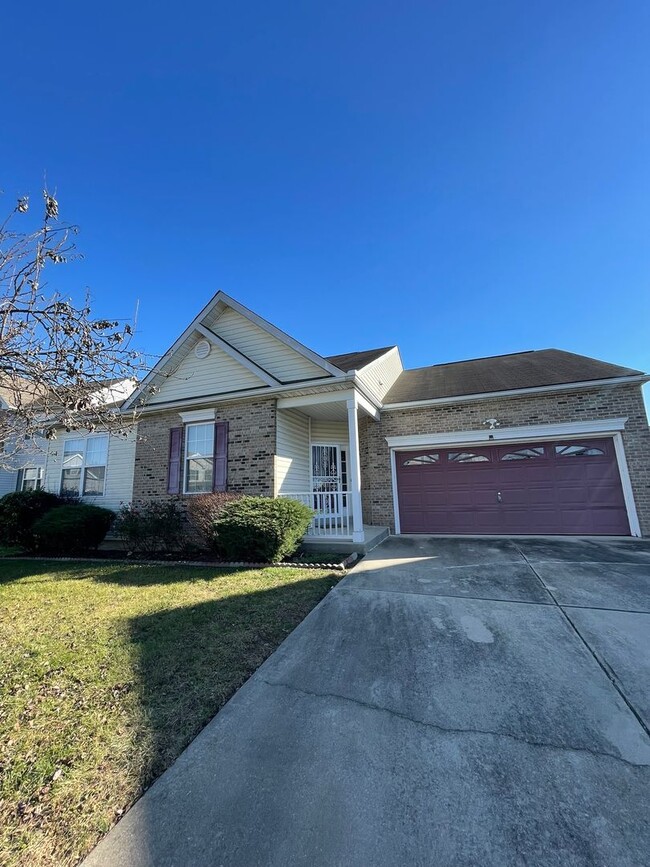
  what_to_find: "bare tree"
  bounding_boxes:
[0,187,145,467]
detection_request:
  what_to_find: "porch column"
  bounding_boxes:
[346,394,365,543]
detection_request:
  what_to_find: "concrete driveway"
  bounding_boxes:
[85,537,650,867]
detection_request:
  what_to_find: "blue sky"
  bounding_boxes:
[3,1,649,378]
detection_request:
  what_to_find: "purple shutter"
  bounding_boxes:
[213,421,228,492]
[168,426,182,494]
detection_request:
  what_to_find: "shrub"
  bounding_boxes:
[213,496,313,562]
[31,505,115,554]
[184,492,242,552]
[0,489,62,547]
[113,499,185,556]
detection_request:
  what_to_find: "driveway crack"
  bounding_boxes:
[512,542,650,741]
[259,677,649,769]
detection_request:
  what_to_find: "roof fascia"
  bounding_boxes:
[381,375,649,411]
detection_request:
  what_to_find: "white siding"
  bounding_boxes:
[356,347,403,402]
[0,469,17,496]
[275,409,310,495]
[0,437,47,496]
[149,336,265,405]
[310,420,349,445]
[44,428,137,511]
[210,307,327,383]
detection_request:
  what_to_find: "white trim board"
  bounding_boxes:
[385,418,629,449]
[178,408,216,423]
[387,417,641,538]
[382,376,649,410]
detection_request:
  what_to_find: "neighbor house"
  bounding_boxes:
[0,382,47,496]
[37,292,650,545]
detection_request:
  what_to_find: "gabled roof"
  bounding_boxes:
[383,349,646,404]
[325,346,396,372]
[123,291,344,410]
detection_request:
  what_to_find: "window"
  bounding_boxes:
[185,423,214,493]
[448,452,489,463]
[501,447,545,461]
[21,467,43,491]
[403,454,439,466]
[61,436,108,496]
[555,444,605,457]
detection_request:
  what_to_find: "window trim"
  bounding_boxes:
[403,453,440,466]
[59,435,109,498]
[183,421,215,495]
[20,467,43,491]
[500,447,546,461]
[554,443,606,457]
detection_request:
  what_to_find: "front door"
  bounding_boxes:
[311,444,348,517]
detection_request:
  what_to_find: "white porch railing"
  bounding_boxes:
[279,491,351,538]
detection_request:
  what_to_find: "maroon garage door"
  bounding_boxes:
[396,438,630,536]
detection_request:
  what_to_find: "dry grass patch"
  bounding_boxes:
[0,559,339,866]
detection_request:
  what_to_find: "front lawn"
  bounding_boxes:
[0,559,340,866]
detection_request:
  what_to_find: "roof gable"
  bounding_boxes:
[146,334,268,406]
[123,291,342,410]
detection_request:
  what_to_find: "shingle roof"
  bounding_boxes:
[383,349,645,404]
[326,346,396,372]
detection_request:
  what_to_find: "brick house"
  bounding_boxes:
[41,291,650,544]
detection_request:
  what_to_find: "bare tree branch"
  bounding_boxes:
[0,187,150,469]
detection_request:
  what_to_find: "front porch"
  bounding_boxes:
[274,388,383,547]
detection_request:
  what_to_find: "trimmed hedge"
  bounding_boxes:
[113,499,185,556]
[213,497,313,562]
[0,489,61,547]
[31,505,115,555]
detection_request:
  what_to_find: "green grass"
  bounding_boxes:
[0,559,340,866]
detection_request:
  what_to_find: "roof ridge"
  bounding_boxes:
[403,348,541,373]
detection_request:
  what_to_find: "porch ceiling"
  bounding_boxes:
[294,401,348,421]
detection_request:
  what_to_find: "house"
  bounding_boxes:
[0,382,47,496]
[40,291,650,545]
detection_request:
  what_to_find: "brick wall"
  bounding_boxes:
[132,398,276,500]
[359,384,650,536]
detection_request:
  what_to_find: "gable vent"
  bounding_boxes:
[194,339,211,360]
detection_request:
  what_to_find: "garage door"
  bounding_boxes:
[395,438,630,535]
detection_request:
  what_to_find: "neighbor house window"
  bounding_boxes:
[184,423,214,493]
[21,468,43,491]
[60,436,108,496]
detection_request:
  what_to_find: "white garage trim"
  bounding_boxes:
[612,432,642,537]
[387,418,641,538]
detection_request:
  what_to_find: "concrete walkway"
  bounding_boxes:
[84,537,650,867]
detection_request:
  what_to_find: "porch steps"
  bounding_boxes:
[300,525,389,555]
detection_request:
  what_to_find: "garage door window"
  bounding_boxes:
[555,444,605,457]
[448,452,489,463]
[501,447,545,461]
[403,454,439,466]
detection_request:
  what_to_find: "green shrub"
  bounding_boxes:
[0,489,62,547]
[184,492,242,552]
[213,496,313,562]
[113,499,185,556]
[31,505,115,555]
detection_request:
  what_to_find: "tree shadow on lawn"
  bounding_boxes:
[124,573,337,795]
[0,558,257,587]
